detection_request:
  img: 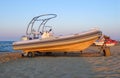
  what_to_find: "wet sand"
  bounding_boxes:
[0,45,120,78]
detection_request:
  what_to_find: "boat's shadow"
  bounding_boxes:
[33,52,102,57]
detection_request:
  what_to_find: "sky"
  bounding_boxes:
[0,0,120,41]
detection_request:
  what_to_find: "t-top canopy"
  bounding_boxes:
[26,14,57,36]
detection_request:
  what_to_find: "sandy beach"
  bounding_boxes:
[0,45,120,78]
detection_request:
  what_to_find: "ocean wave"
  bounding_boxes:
[0,41,15,52]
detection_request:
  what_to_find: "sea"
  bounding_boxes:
[0,41,19,52]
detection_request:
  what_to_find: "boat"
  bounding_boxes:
[94,35,117,46]
[13,14,102,57]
